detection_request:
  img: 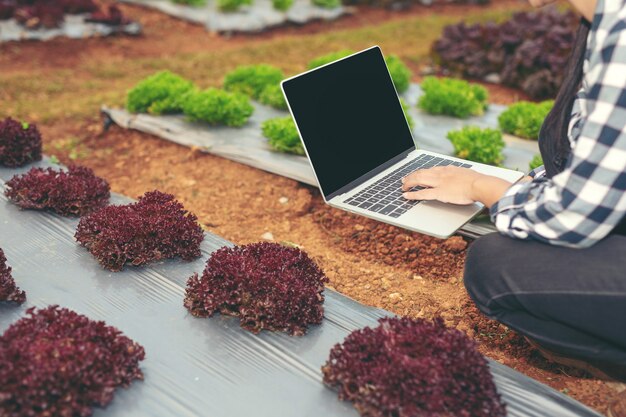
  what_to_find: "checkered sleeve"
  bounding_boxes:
[528,165,546,178]
[490,9,626,248]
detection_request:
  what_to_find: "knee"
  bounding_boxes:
[463,233,509,313]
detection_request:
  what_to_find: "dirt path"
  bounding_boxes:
[1,1,619,414]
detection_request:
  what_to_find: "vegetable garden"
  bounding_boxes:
[0,0,619,416]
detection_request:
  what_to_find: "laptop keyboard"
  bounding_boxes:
[343,154,472,219]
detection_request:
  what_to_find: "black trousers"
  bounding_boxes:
[464,233,626,366]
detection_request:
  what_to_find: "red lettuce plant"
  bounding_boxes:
[185,242,329,335]
[323,317,506,417]
[5,165,110,217]
[0,248,25,305]
[433,7,578,99]
[75,190,204,272]
[0,305,145,417]
[0,118,42,168]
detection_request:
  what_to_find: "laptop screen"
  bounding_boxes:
[282,46,415,198]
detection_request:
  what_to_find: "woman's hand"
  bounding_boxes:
[401,166,483,205]
[402,167,514,208]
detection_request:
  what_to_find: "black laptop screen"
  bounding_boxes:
[282,47,415,198]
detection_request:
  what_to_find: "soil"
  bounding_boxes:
[45,119,618,415]
[1,0,620,414]
[0,0,526,71]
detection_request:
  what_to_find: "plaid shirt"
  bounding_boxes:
[490,0,626,248]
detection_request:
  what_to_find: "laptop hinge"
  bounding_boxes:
[326,147,415,200]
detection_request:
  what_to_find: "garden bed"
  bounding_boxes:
[0,158,604,417]
[4,0,617,411]
[102,82,539,238]
[118,0,349,33]
[103,83,539,184]
[0,14,141,43]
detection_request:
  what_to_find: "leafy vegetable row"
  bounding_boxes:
[126,52,413,156]
[418,76,488,118]
[433,7,578,100]
[173,0,487,9]
[126,70,255,127]
[417,77,550,168]
[170,0,340,12]
[124,61,548,168]
[0,0,132,29]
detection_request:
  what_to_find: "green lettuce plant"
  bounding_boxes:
[258,84,288,110]
[171,0,207,5]
[307,51,412,94]
[498,100,553,140]
[272,0,294,11]
[446,126,504,166]
[312,0,341,8]
[224,64,284,98]
[262,117,305,155]
[223,64,287,110]
[385,55,411,94]
[126,71,194,115]
[307,50,354,69]
[529,154,543,171]
[182,88,254,127]
[418,77,488,118]
[217,0,253,12]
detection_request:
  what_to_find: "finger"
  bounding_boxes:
[402,169,440,190]
[403,188,439,201]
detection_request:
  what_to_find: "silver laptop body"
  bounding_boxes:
[281,46,523,239]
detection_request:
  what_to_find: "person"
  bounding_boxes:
[402,0,626,415]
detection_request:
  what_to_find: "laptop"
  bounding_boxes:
[280,46,524,239]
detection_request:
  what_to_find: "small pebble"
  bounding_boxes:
[381,277,391,290]
[279,197,289,204]
[261,232,274,241]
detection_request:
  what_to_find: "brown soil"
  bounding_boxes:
[1,0,620,414]
[314,202,468,280]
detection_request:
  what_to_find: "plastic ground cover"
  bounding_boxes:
[0,159,603,417]
[0,15,141,43]
[118,0,348,33]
